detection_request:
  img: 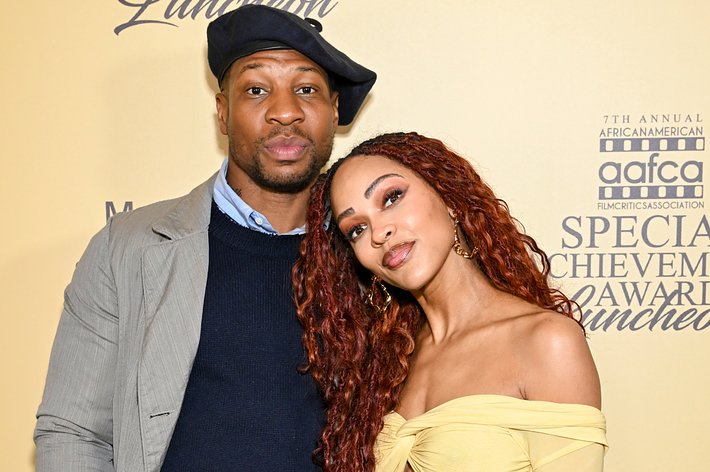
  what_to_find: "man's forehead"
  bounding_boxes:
[232,49,328,77]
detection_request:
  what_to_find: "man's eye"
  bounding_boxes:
[248,87,265,95]
[383,189,403,208]
[298,86,315,94]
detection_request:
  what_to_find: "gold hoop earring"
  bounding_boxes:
[366,276,391,313]
[452,218,479,259]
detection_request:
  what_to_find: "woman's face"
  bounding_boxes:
[330,154,457,291]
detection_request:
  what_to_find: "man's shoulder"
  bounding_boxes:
[110,194,189,229]
[106,173,217,244]
[68,175,216,293]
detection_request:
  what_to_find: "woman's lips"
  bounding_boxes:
[382,241,414,269]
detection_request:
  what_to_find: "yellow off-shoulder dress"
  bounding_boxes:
[375,395,608,472]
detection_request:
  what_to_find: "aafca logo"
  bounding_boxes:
[599,138,704,201]
[598,113,705,206]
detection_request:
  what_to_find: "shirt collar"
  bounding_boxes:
[212,158,306,236]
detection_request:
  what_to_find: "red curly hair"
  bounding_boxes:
[293,132,581,472]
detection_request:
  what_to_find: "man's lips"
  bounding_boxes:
[382,241,415,269]
[264,136,309,160]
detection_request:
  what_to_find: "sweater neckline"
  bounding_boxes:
[209,200,302,258]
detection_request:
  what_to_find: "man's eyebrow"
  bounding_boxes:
[238,64,323,75]
[364,173,402,199]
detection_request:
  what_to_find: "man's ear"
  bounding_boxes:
[330,91,339,129]
[216,93,228,136]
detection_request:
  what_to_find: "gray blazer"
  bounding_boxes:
[35,174,217,472]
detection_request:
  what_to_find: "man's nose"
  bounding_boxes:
[265,88,305,126]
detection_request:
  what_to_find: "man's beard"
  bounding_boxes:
[229,126,333,194]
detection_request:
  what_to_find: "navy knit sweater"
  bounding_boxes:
[161,202,324,471]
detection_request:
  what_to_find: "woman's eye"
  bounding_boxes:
[345,224,366,241]
[383,189,403,208]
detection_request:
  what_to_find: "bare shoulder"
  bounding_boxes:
[515,310,601,409]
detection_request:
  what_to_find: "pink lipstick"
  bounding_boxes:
[382,241,414,269]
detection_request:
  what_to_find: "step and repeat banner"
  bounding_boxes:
[1,1,708,470]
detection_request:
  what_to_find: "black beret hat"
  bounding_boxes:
[207,5,376,126]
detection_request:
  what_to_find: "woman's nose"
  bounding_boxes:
[371,222,395,246]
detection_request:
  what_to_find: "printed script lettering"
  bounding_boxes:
[115,0,339,35]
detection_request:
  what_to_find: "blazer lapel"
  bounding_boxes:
[137,174,215,471]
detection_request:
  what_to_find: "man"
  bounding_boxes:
[33,5,376,471]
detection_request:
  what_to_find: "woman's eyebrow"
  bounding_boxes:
[336,208,354,226]
[364,173,402,199]
[335,173,403,226]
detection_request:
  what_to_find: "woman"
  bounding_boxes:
[294,132,607,472]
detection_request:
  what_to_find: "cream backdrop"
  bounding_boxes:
[1,0,708,470]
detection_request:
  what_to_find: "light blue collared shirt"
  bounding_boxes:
[212,158,306,236]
